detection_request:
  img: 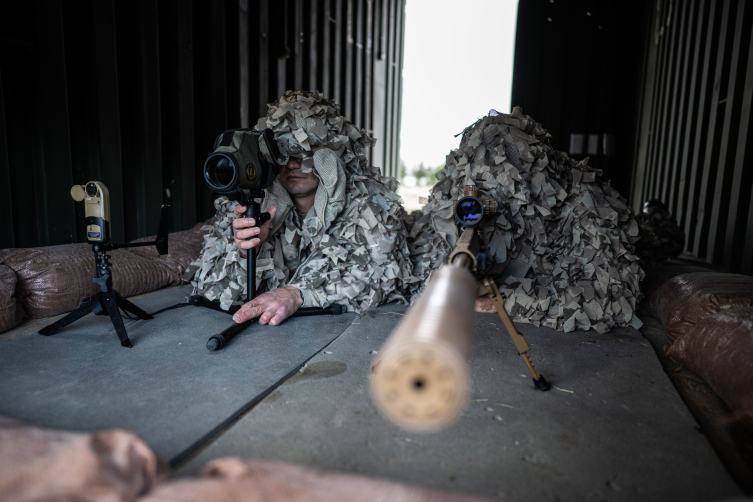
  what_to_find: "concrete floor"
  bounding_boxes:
[0,284,747,501]
[178,304,741,502]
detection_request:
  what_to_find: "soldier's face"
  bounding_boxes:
[279,157,320,196]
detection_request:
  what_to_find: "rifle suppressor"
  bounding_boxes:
[370,263,476,432]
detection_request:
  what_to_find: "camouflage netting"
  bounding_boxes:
[408,108,645,333]
[186,90,420,311]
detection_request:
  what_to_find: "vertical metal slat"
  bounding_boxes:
[725,25,753,271]
[683,0,721,248]
[674,0,710,231]
[659,0,692,206]
[692,0,732,257]
[706,0,749,263]
[0,67,14,249]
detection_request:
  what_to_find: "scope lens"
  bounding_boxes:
[86,183,97,197]
[205,155,236,190]
[455,197,484,226]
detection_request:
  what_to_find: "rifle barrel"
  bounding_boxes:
[370,263,477,432]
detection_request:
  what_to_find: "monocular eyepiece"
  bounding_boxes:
[204,154,237,192]
[455,196,484,227]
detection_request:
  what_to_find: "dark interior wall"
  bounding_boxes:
[0,0,405,248]
[244,0,405,180]
[632,0,753,274]
[511,0,651,199]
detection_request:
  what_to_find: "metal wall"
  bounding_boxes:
[0,0,405,249]
[511,0,651,198]
[632,0,753,273]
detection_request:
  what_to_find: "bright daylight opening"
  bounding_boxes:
[397,0,519,212]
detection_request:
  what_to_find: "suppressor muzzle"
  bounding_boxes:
[370,263,477,432]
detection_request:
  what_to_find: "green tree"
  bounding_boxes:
[399,158,408,180]
[413,162,430,180]
[411,162,445,186]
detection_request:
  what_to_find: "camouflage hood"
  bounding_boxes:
[186,90,419,312]
[260,147,347,252]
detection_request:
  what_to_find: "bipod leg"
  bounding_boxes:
[102,291,132,348]
[482,278,551,391]
[116,293,153,320]
[38,296,97,336]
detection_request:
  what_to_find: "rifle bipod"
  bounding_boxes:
[480,278,551,391]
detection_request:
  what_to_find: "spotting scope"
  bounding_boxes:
[203,128,280,206]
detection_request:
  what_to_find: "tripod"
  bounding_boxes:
[38,206,171,347]
[38,247,153,347]
[194,198,342,351]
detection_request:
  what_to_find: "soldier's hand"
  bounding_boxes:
[232,205,278,258]
[232,286,304,326]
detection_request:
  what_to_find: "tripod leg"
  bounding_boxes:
[115,293,154,320]
[483,279,551,391]
[102,291,132,348]
[243,201,271,302]
[38,297,96,336]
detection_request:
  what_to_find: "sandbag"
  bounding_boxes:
[140,458,491,502]
[649,272,753,341]
[126,222,209,284]
[0,244,174,319]
[0,265,24,333]
[0,415,167,502]
[665,307,753,431]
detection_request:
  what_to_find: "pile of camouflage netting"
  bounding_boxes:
[408,108,645,333]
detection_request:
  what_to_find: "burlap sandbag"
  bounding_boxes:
[0,244,174,319]
[649,272,753,341]
[665,307,753,431]
[0,415,168,502]
[0,265,24,333]
[126,222,210,284]
[140,458,491,502]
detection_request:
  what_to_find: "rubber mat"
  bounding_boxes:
[0,285,356,464]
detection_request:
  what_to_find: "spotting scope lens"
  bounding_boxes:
[204,154,237,192]
[455,196,484,227]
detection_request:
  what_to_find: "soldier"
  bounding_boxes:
[228,155,319,326]
[408,107,644,333]
[187,91,419,326]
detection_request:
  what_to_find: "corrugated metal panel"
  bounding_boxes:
[510,0,651,198]
[0,0,405,248]
[633,0,753,273]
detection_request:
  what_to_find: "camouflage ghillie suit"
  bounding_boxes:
[186,90,419,312]
[408,108,645,333]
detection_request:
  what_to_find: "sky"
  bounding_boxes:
[399,0,519,173]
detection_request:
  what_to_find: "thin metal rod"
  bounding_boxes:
[245,202,261,301]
